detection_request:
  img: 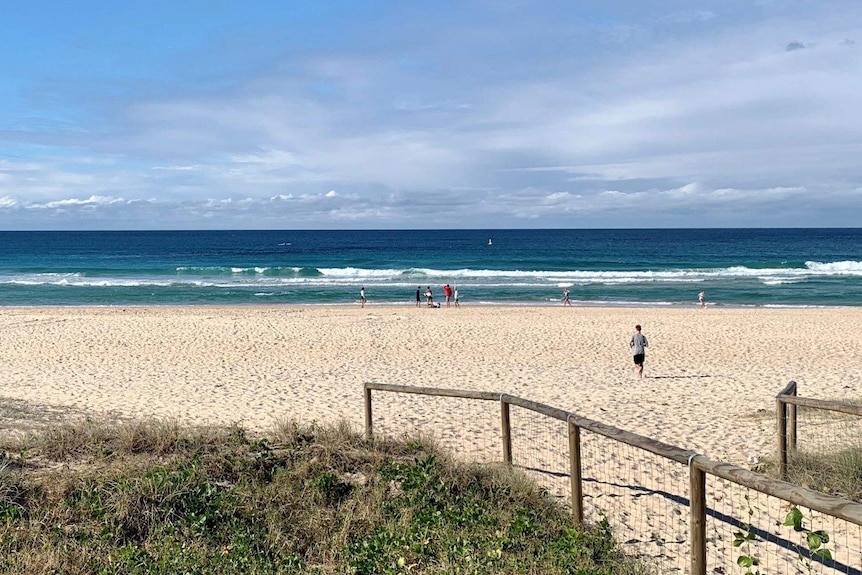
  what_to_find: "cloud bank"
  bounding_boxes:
[1,0,860,229]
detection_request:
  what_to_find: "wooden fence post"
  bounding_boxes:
[501,398,512,465]
[788,386,797,452]
[568,419,584,525]
[364,385,373,440]
[690,460,707,575]
[777,397,788,480]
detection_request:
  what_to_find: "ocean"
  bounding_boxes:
[1,229,860,308]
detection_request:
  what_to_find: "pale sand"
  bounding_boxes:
[2,305,861,571]
[0,305,860,464]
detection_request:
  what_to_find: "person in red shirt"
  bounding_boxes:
[443,284,452,307]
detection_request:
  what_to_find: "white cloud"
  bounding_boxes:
[31,195,126,209]
[544,191,579,204]
[152,165,204,172]
[2,1,861,228]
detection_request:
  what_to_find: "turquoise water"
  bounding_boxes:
[0,229,860,307]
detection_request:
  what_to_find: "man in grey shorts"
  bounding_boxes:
[629,324,648,378]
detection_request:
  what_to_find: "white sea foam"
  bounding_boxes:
[317,267,405,278]
[805,260,862,273]
[177,266,302,274]
[230,267,272,274]
[4,260,861,290]
[303,261,862,284]
[176,266,230,272]
[760,278,805,286]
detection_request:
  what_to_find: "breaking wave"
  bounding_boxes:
[3,260,861,288]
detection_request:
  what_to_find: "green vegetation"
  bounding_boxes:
[0,419,648,574]
[760,447,862,502]
[784,506,833,571]
[785,447,862,501]
[732,494,763,575]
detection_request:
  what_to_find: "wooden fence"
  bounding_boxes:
[777,380,862,480]
[364,381,862,575]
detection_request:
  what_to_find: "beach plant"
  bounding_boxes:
[784,506,833,572]
[732,493,763,575]
[0,418,648,574]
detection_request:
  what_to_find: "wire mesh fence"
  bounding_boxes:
[579,428,690,573]
[498,402,691,572]
[704,474,862,574]
[796,405,862,457]
[365,383,862,575]
[508,404,570,504]
[366,388,501,464]
[778,385,862,503]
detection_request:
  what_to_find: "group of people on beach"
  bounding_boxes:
[359,285,461,308]
[416,285,459,308]
[363,285,708,312]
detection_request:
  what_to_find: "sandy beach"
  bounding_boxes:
[0,304,859,465]
[4,304,862,571]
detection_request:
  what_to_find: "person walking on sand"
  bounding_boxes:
[698,291,706,309]
[629,324,648,378]
[454,287,460,307]
[415,286,421,307]
[425,286,433,307]
[562,287,571,306]
[360,287,367,308]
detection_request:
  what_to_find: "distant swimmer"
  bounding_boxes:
[698,291,706,309]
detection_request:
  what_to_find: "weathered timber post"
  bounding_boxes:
[568,419,584,525]
[788,384,797,452]
[777,396,788,480]
[689,460,707,575]
[364,385,373,440]
[501,398,512,465]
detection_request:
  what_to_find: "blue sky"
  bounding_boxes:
[1,0,860,229]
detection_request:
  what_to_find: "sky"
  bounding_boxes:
[1,0,860,230]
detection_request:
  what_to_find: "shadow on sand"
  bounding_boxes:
[515,465,857,574]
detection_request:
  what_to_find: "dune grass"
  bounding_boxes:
[779,447,862,502]
[0,419,649,574]
[756,401,862,502]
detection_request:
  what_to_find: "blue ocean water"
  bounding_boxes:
[0,229,861,307]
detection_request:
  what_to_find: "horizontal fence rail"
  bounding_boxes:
[779,396,862,417]
[365,381,862,574]
[692,457,862,526]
